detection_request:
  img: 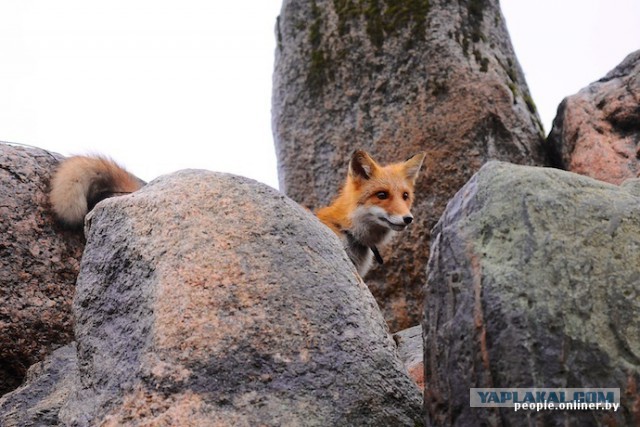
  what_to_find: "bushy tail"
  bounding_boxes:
[49,156,144,227]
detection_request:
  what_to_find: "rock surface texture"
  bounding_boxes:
[0,143,84,396]
[423,161,640,426]
[393,325,424,391]
[0,344,77,426]
[272,0,547,330]
[548,50,640,184]
[0,170,423,426]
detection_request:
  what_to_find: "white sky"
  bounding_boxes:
[1,1,638,188]
[502,0,640,134]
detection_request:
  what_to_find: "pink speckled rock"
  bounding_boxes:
[0,143,84,396]
[548,50,640,184]
[49,170,423,426]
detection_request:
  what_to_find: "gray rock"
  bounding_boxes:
[272,0,547,330]
[423,161,640,426]
[0,143,84,396]
[52,170,423,426]
[393,325,424,390]
[0,344,77,427]
[547,50,640,184]
[621,178,640,198]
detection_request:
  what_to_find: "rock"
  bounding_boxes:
[621,178,640,198]
[547,50,640,184]
[272,0,547,330]
[44,170,424,426]
[0,143,84,396]
[393,325,424,391]
[0,344,77,427]
[423,161,640,426]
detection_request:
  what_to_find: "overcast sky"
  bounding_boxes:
[1,1,638,189]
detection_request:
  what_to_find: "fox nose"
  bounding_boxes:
[403,215,413,225]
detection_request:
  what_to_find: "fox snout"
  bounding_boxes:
[380,212,414,231]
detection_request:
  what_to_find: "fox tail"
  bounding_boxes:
[49,156,144,227]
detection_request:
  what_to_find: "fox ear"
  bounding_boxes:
[349,150,378,181]
[404,152,426,183]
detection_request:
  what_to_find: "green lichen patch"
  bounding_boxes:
[467,0,487,43]
[506,66,517,83]
[472,49,489,72]
[333,0,431,50]
[382,0,431,45]
[276,16,283,50]
[508,82,518,104]
[307,0,334,96]
[480,56,489,72]
[507,81,537,114]
[334,0,361,35]
[457,0,488,57]
[307,0,431,96]
[523,92,537,114]
[461,35,469,57]
[309,0,322,48]
[364,0,385,49]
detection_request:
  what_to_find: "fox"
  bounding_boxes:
[49,155,144,228]
[316,150,426,277]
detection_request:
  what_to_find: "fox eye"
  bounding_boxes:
[403,192,410,200]
[376,191,389,200]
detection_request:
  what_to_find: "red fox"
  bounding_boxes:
[316,150,426,276]
[49,156,144,227]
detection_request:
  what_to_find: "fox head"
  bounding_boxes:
[347,150,426,238]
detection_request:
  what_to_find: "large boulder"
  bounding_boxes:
[547,50,640,184]
[423,161,640,425]
[272,0,547,330]
[1,169,423,425]
[0,143,84,396]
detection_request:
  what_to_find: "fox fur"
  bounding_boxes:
[316,150,426,276]
[49,155,144,227]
